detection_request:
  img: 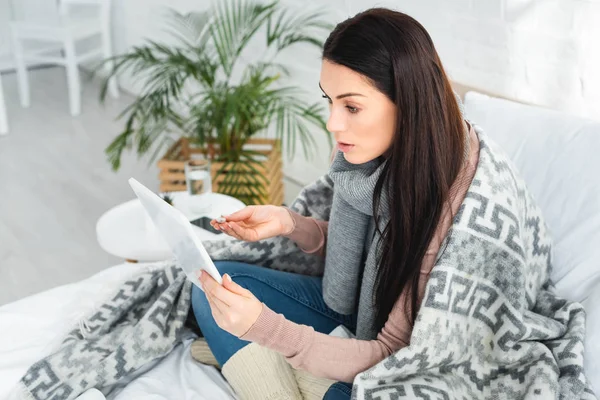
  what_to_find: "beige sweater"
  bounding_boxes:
[240,123,480,383]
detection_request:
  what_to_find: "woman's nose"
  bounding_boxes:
[326,110,346,133]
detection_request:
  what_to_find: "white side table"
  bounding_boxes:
[96,191,245,262]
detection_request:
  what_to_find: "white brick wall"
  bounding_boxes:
[280,0,600,196]
[418,0,600,117]
[108,0,600,202]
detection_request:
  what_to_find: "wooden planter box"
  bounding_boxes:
[157,138,284,205]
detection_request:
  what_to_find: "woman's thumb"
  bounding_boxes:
[223,274,252,297]
[225,206,254,222]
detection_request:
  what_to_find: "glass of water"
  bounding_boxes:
[185,157,212,215]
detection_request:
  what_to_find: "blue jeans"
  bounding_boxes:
[191,261,356,400]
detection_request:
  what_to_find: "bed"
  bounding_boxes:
[1,86,599,398]
[0,262,237,399]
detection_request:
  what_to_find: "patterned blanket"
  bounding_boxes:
[9,125,596,399]
[350,125,596,399]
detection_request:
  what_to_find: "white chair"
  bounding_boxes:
[0,73,7,135]
[9,0,119,117]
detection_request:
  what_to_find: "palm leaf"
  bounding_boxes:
[210,0,278,79]
[101,0,333,194]
[163,9,213,49]
[266,7,333,51]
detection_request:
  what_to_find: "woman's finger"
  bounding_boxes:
[201,270,247,307]
[227,222,255,241]
[208,280,246,306]
[206,290,229,315]
[214,222,234,236]
[205,292,226,323]
[224,206,255,222]
[222,273,254,298]
[202,272,235,306]
[220,223,244,240]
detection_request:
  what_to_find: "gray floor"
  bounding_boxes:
[0,67,302,306]
[0,67,158,305]
[0,68,158,304]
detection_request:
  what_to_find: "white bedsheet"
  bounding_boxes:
[0,262,237,400]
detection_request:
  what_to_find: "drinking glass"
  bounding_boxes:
[185,157,212,214]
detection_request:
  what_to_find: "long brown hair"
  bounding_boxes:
[322,8,466,331]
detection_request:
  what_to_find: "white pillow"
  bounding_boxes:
[464,92,600,303]
[582,283,600,394]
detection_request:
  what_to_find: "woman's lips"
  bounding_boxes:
[337,142,355,153]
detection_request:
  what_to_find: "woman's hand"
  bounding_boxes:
[199,270,263,337]
[210,205,295,241]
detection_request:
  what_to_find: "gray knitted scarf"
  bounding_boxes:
[323,95,468,339]
[323,152,385,339]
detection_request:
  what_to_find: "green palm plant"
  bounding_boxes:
[99,0,333,204]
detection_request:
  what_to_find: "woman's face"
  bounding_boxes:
[319,59,397,164]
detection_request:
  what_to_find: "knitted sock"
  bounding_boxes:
[292,368,336,400]
[221,343,302,400]
[190,338,220,369]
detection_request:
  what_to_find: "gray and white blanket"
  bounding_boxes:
[10,126,596,399]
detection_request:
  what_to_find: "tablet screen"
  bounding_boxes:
[128,178,222,289]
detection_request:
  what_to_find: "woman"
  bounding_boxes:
[191,7,479,399]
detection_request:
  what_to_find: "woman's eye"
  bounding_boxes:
[321,95,358,113]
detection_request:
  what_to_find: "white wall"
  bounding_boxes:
[410,0,600,118]
[108,0,600,202]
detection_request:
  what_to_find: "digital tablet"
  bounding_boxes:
[128,178,222,290]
